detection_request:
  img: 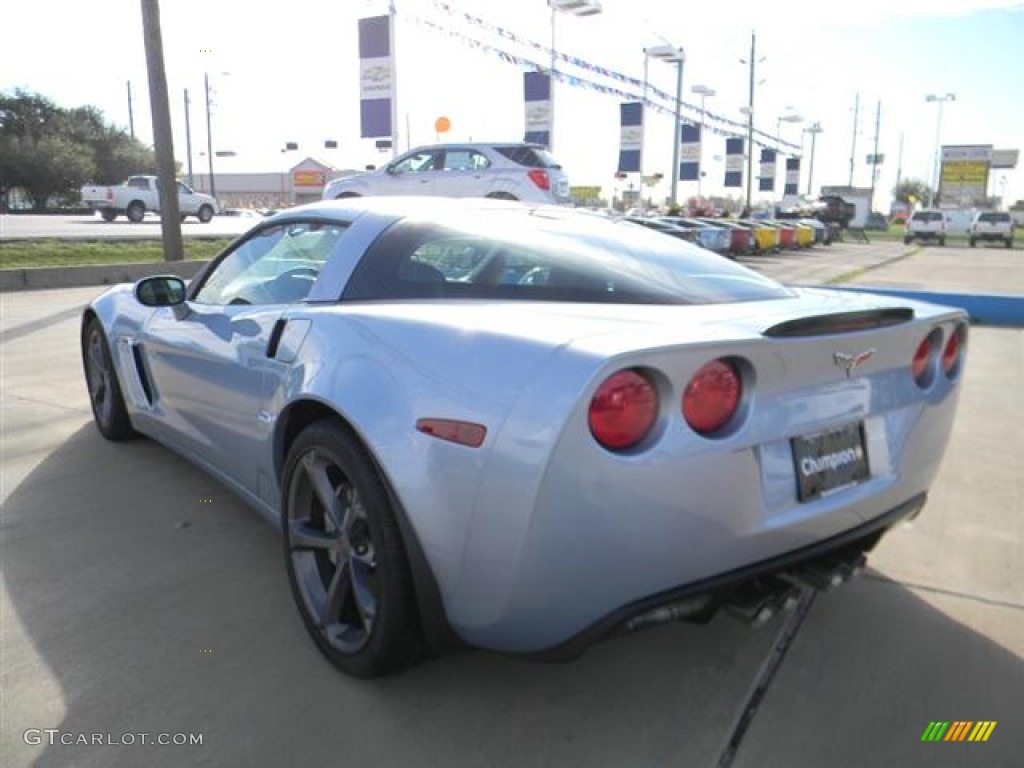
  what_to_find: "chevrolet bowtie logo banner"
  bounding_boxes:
[358,16,394,139]
[921,721,997,742]
[724,138,744,188]
[759,149,777,192]
[679,124,701,181]
[785,157,801,195]
[617,102,644,173]
[524,72,552,148]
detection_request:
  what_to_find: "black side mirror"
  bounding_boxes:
[135,275,186,307]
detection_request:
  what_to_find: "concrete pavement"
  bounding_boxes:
[1,250,1021,767]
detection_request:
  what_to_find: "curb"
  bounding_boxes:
[823,286,1024,328]
[0,260,208,292]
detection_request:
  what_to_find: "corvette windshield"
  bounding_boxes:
[343,210,793,305]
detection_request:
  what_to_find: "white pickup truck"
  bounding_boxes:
[81,175,218,223]
[969,211,1015,248]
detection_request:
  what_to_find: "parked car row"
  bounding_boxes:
[620,213,829,257]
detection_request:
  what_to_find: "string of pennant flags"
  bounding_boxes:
[427,0,801,153]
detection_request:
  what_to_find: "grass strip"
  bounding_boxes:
[0,238,231,270]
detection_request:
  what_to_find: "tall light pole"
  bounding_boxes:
[645,43,686,207]
[925,92,956,208]
[126,80,135,139]
[804,121,823,197]
[692,84,716,198]
[547,0,602,154]
[204,71,230,201]
[183,88,194,187]
[740,31,762,214]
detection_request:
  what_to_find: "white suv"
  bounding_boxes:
[969,211,1015,248]
[323,143,571,205]
[904,209,947,246]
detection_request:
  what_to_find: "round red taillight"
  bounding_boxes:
[588,370,658,451]
[942,326,964,376]
[683,359,742,436]
[912,336,932,386]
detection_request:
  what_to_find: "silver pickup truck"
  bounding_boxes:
[80,175,218,223]
[969,211,1015,248]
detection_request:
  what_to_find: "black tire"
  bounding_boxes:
[903,236,912,245]
[486,192,518,201]
[282,420,423,678]
[939,237,946,246]
[81,317,137,441]
[1006,238,1014,249]
[197,204,214,223]
[100,208,118,222]
[969,238,976,247]
[126,201,145,223]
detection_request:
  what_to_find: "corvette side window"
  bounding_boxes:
[192,222,346,306]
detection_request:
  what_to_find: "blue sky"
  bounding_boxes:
[2,0,1022,208]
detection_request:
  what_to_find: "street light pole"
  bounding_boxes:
[204,72,216,201]
[670,55,684,207]
[547,1,602,155]
[184,88,194,187]
[805,122,823,197]
[743,31,756,214]
[692,84,716,198]
[925,92,956,208]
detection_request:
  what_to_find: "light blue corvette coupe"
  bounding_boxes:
[81,198,967,677]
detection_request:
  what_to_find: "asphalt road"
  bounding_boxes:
[2,247,1022,767]
[0,213,256,241]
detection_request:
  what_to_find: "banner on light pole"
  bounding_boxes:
[759,149,776,192]
[784,157,801,195]
[724,138,744,188]
[617,102,644,173]
[679,124,701,181]
[358,16,394,139]
[524,72,552,148]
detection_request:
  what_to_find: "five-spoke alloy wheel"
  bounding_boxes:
[81,317,136,440]
[282,420,422,678]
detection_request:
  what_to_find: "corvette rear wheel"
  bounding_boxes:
[81,318,136,440]
[282,421,422,678]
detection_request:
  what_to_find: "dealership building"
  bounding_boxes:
[187,157,358,209]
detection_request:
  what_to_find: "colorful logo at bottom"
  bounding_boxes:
[921,721,997,742]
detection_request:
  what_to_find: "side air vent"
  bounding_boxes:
[131,344,154,405]
[763,308,914,338]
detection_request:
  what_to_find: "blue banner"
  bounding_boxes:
[759,149,777,192]
[725,138,744,188]
[617,102,644,173]
[784,157,801,195]
[358,16,393,139]
[524,72,551,147]
[679,123,701,181]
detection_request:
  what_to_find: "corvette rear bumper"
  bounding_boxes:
[523,492,926,662]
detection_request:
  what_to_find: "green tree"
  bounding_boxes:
[892,178,934,207]
[0,89,157,210]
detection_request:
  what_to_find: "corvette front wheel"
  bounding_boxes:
[81,318,136,440]
[282,420,423,678]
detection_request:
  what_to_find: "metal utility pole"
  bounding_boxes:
[126,80,135,139]
[389,0,399,158]
[139,0,183,261]
[184,89,194,187]
[895,131,904,191]
[805,122,823,197]
[204,72,215,200]
[670,55,685,207]
[868,99,881,213]
[848,91,859,187]
[744,31,756,213]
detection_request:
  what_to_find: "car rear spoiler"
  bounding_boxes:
[762,307,914,338]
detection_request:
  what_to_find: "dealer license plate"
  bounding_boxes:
[791,423,869,502]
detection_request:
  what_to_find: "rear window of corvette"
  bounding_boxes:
[342,213,793,306]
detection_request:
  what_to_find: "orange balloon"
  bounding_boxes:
[434,116,451,133]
